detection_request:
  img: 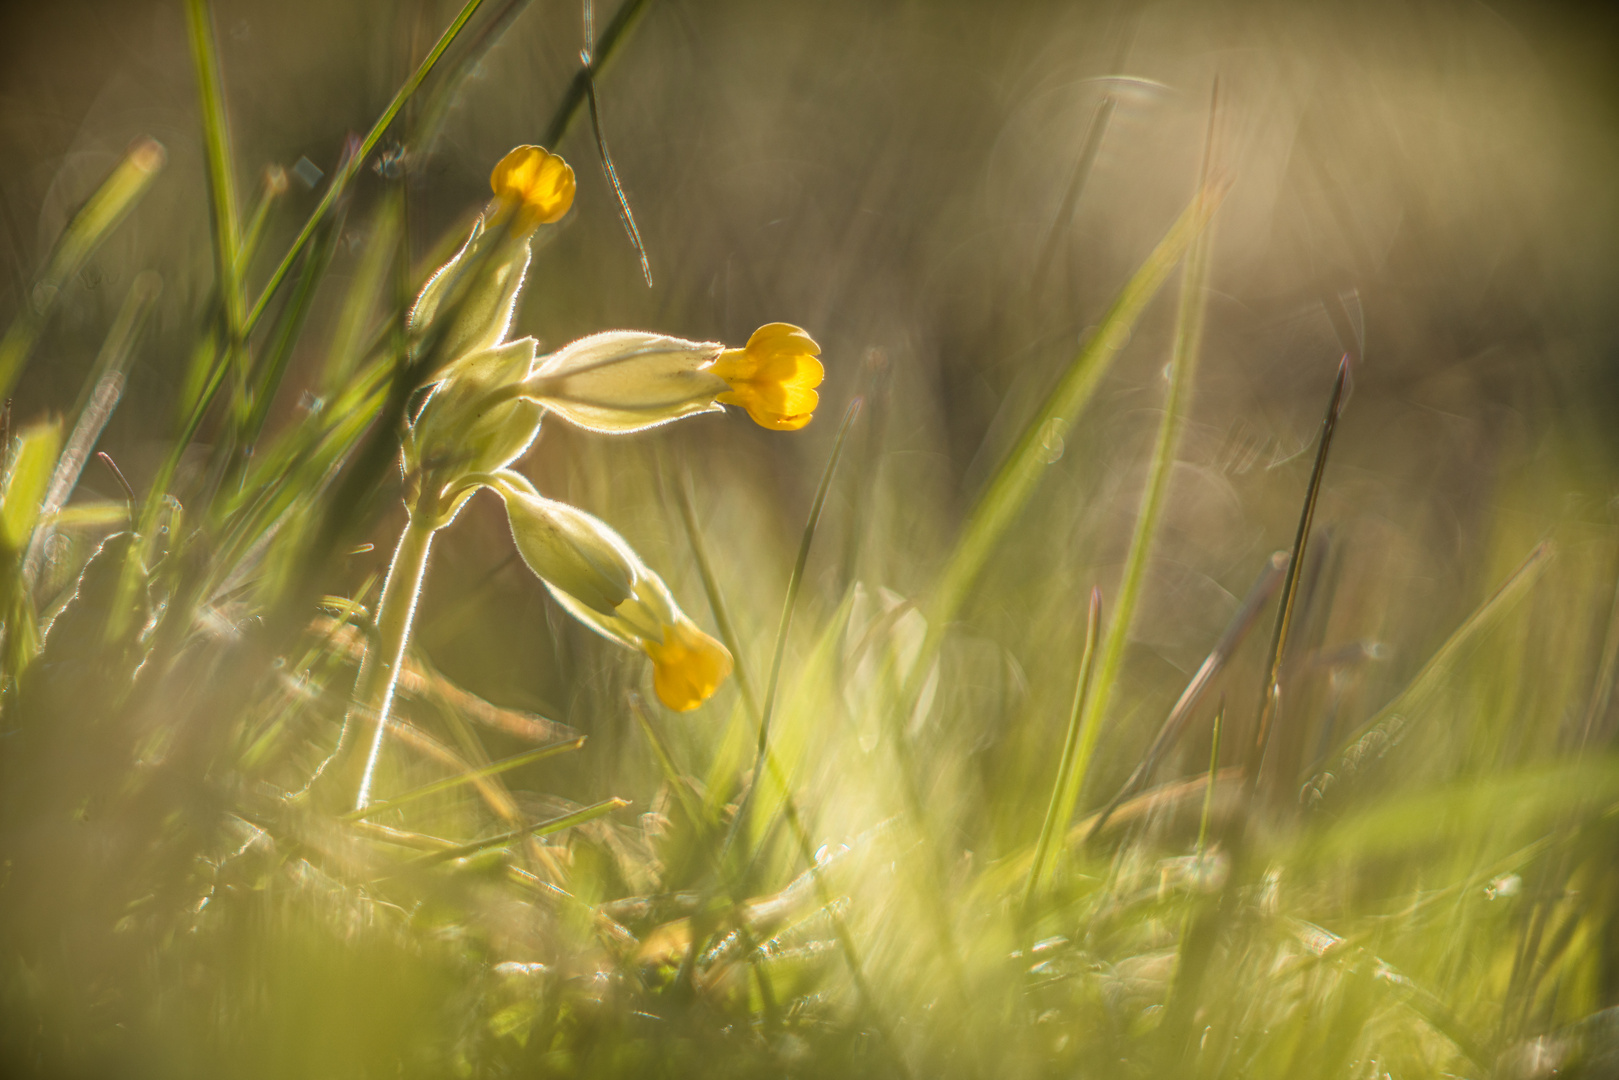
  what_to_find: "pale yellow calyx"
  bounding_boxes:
[491,145,576,234]
[642,620,734,712]
[521,331,730,434]
[710,322,823,431]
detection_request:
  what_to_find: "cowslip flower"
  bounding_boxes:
[518,322,823,433]
[491,472,733,711]
[490,144,576,234]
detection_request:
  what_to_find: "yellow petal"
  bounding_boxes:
[709,323,823,430]
[644,621,733,711]
[490,145,576,233]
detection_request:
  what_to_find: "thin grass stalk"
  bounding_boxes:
[1053,171,1218,836]
[720,398,858,865]
[23,271,160,595]
[0,139,165,401]
[1245,356,1350,786]
[336,500,439,810]
[1031,94,1116,295]
[755,399,860,764]
[1197,701,1224,859]
[543,0,653,149]
[671,467,762,720]
[924,182,1224,645]
[1024,587,1102,910]
[244,0,490,335]
[388,797,629,872]
[1312,540,1554,778]
[1085,551,1285,841]
[345,737,586,822]
[183,0,248,420]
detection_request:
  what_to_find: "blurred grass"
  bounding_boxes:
[2,0,1619,1077]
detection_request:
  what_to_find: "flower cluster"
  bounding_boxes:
[398,145,823,713]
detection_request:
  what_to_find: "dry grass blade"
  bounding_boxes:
[1247,355,1350,786]
[343,737,586,822]
[1086,551,1285,841]
[387,797,629,874]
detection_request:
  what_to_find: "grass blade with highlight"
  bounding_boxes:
[244,0,491,335]
[1247,356,1350,784]
[392,797,629,872]
[1025,587,1102,908]
[1313,540,1555,779]
[1039,160,1221,839]
[928,182,1224,636]
[0,139,165,401]
[344,737,586,822]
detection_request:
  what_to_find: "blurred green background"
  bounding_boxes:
[4,0,1619,1076]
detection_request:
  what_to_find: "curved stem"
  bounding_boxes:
[351,507,439,811]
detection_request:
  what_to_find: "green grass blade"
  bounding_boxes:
[184,0,245,344]
[243,0,491,336]
[395,796,629,870]
[927,183,1224,640]
[344,737,586,822]
[1196,701,1224,858]
[671,465,763,721]
[757,399,861,760]
[1024,587,1102,909]
[1085,551,1285,841]
[1314,540,1555,779]
[23,271,161,594]
[1044,177,1220,837]
[0,139,165,401]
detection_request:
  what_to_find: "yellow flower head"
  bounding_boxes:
[490,145,576,234]
[711,323,823,431]
[643,620,734,712]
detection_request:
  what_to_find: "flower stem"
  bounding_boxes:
[350,506,438,811]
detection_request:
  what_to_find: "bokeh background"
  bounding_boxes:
[7,0,1619,789]
[4,0,1619,1073]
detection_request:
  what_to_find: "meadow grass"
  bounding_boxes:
[1,2,1617,1078]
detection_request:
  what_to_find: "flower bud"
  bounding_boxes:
[409,217,532,367]
[490,145,575,235]
[710,322,823,431]
[496,480,637,616]
[491,473,732,711]
[411,338,543,484]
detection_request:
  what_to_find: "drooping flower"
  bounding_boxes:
[519,323,823,434]
[710,322,823,431]
[492,472,733,711]
[490,145,576,234]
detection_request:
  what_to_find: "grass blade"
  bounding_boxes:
[1247,356,1351,785]
[1041,148,1222,838]
[344,737,586,822]
[23,271,161,596]
[1313,540,1555,779]
[1024,587,1102,909]
[184,0,245,355]
[244,0,491,336]
[1086,551,1286,840]
[543,0,654,149]
[390,797,629,872]
[0,139,165,401]
[926,182,1224,638]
